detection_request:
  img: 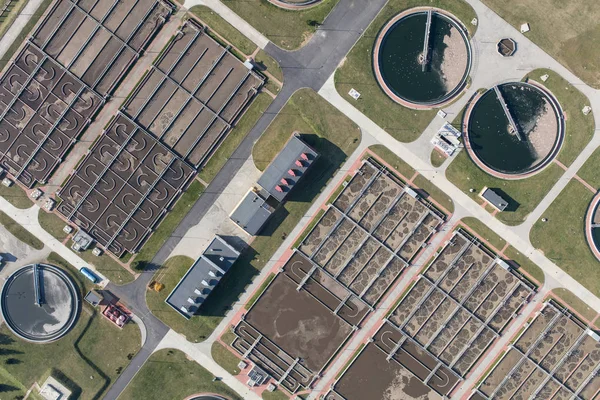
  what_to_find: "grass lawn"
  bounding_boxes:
[263,389,290,400]
[334,0,477,142]
[146,256,222,342]
[119,349,242,400]
[0,210,43,250]
[245,272,275,310]
[38,209,68,241]
[430,150,446,167]
[256,49,283,82]
[211,342,241,375]
[530,179,600,296]
[0,298,140,400]
[194,88,359,333]
[198,94,273,183]
[190,5,257,55]
[523,69,594,166]
[480,0,600,88]
[0,184,33,209]
[504,246,545,285]
[460,217,506,251]
[577,146,600,189]
[0,0,54,73]
[0,366,34,400]
[222,0,339,50]
[133,181,205,270]
[446,150,564,225]
[552,288,598,322]
[368,145,415,179]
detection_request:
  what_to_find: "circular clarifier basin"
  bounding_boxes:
[374,8,472,108]
[465,82,564,179]
[1,264,79,342]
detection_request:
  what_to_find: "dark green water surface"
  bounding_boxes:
[468,83,558,174]
[378,12,468,104]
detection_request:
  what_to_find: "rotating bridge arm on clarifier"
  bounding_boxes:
[422,9,432,72]
[33,264,42,306]
[493,85,523,141]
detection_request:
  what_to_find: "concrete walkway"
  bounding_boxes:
[0,0,45,61]
[183,0,269,49]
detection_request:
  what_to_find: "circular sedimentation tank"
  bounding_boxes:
[464,82,564,179]
[374,8,472,109]
[1,264,79,342]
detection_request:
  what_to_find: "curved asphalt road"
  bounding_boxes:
[104,1,388,398]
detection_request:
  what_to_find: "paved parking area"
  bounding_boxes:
[475,301,600,400]
[0,0,173,187]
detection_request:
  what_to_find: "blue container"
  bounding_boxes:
[80,267,99,283]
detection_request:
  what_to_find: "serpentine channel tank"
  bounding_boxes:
[377,10,471,105]
[467,82,561,176]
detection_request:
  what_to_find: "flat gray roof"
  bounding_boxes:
[481,188,508,211]
[257,134,318,202]
[230,190,275,236]
[166,236,240,319]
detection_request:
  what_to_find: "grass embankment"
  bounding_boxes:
[460,217,506,251]
[118,349,242,400]
[552,288,598,322]
[0,210,43,249]
[0,184,33,209]
[531,180,600,295]
[189,89,359,338]
[576,147,600,189]
[38,209,68,241]
[367,145,455,214]
[190,5,257,55]
[198,94,273,183]
[263,389,290,400]
[430,150,446,167]
[223,0,339,50]
[480,0,600,88]
[523,69,594,166]
[368,144,415,178]
[0,269,140,400]
[334,0,477,142]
